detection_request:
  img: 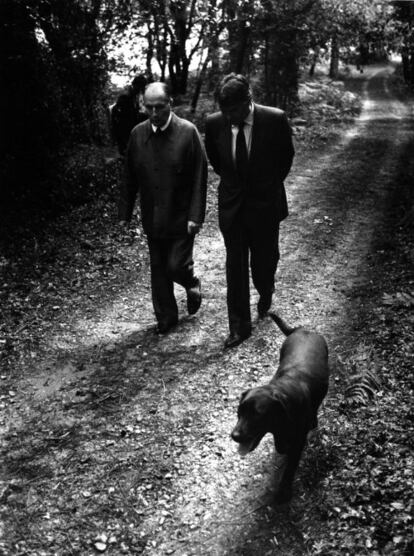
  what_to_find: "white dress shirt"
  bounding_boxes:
[231,104,254,163]
[151,112,173,133]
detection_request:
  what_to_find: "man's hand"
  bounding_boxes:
[187,221,201,236]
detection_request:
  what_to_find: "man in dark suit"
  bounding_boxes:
[205,73,294,348]
[119,82,208,334]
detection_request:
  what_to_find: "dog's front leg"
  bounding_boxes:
[275,435,306,503]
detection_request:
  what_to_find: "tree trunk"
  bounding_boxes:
[235,21,250,73]
[309,47,320,77]
[168,1,190,96]
[228,19,250,73]
[329,35,339,78]
[208,32,220,93]
[226,0,252,74]
[191,47,212,113]
[263,32,270,95]
[146,25,153,79]
[264,28,299,113]
[190,73,204,114]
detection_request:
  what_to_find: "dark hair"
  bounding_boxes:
[131,74,147,93]
[216,73,252,107]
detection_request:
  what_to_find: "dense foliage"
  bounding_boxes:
[0,0,412,228]
[391,1,414,83]
[0,0,111,225]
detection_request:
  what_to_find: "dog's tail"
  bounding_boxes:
[268,312,298,336]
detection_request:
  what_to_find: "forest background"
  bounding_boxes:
[0,0,414,240]
[0,2,413,554]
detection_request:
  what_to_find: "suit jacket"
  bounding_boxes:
[205,103,294,232]
[119,113,208,238]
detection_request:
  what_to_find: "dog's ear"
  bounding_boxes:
[237,389,251,417]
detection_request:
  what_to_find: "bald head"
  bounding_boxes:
[145,82,170,101]
[144,82,172,128]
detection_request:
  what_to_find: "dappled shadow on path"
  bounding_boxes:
[280,67,413,345]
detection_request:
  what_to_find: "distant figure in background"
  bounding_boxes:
[356,42,368,74]
[111,74,148,156]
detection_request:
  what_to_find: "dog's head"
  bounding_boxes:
[231,386,287,456]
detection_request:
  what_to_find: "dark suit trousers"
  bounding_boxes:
[222,220,280,335]
[147,235,198,325]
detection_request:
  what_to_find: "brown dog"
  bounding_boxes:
[231,312,329,502]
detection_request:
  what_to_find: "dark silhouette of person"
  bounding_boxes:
[356,42,369,73]
[111,74,148,156]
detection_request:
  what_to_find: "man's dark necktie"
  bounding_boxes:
[236,122,248,182]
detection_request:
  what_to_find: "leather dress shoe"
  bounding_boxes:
[224,330,251,349]
[257,294,273,318]
[156,319,178,334]
[187,278,202,315]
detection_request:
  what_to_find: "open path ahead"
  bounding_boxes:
[1,64,413,555]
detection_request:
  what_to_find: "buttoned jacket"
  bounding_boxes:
[119,113,208,238]
[205,103,294,232]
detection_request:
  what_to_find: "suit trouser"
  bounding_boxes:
[222,220,280,335]
[147,235,198,325]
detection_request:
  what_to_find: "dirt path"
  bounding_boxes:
[1,65,413,555]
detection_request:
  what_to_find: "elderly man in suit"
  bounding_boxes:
[119,82,208,334]
[205,73,294,348]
